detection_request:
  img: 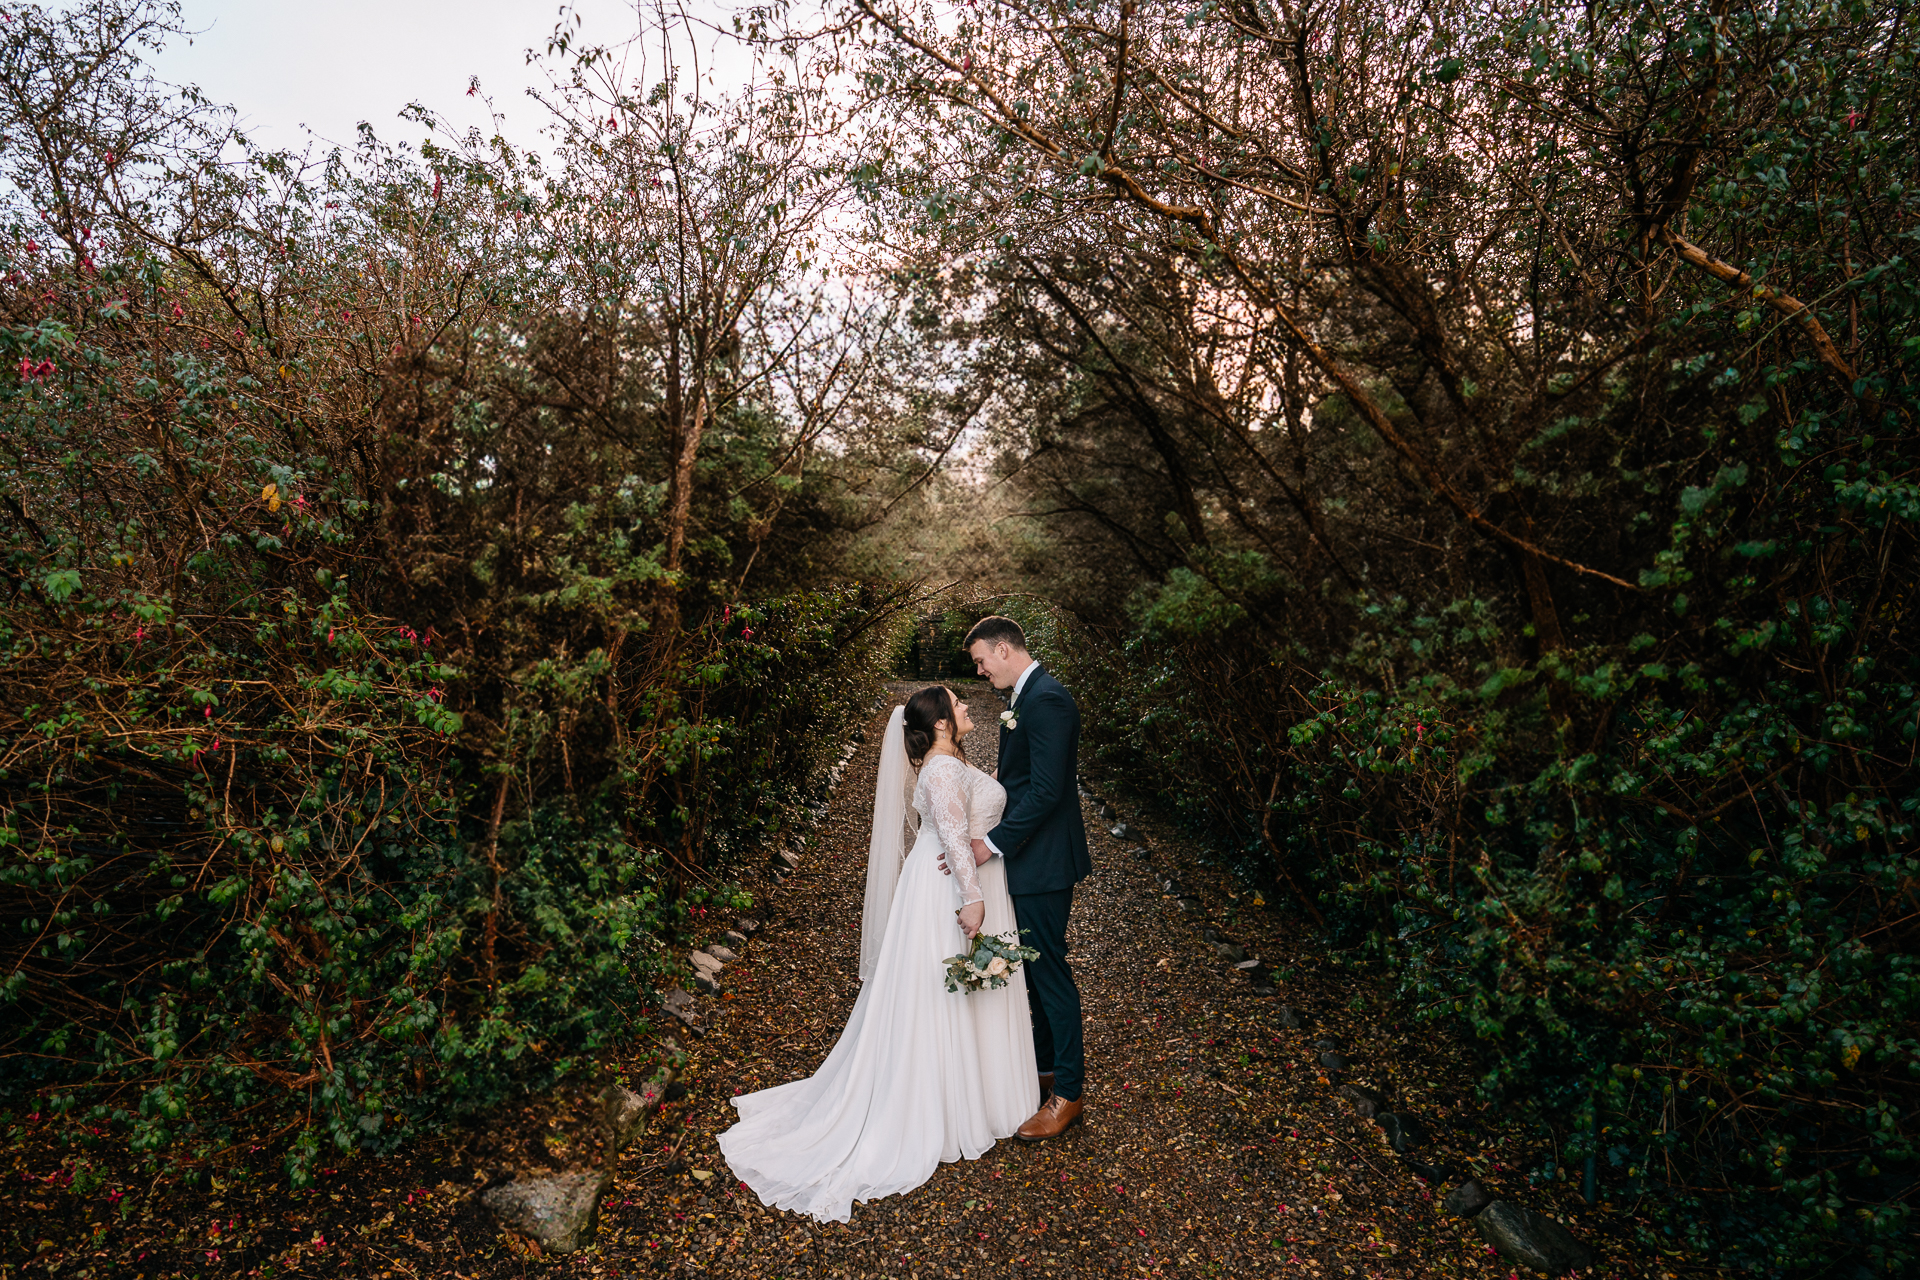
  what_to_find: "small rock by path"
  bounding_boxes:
[587,680,1643,1278]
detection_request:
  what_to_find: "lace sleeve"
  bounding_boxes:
[924,759,984,907]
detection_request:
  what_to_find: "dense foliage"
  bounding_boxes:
[0,1,922,1182]
[852,0,1919,1272]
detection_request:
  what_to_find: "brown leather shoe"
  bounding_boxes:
[1016,1093,1083,1143]
[1037,1071,1055,1102]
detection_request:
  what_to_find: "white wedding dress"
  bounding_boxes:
[717,751,1038,1222]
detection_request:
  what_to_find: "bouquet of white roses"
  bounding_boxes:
[943,930,1040,993]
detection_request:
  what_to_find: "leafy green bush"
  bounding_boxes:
[1051,387,1919,1271]
[917,7,1920,1274]
[0,0,914,1183]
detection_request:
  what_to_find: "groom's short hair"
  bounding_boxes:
[964,615,1027,652]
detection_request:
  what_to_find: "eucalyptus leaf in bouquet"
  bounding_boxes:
[943,930,1041,993]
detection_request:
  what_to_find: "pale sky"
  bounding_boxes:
[150,1,761,158]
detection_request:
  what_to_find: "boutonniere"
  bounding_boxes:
[999,708,1020,731]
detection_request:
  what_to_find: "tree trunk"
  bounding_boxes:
[657,326,709,631]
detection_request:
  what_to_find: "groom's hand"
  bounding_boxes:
[935,839,995,876]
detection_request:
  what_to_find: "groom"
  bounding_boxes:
[948,616,1091,1141]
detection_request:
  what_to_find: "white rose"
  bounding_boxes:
[986,956,1009,977]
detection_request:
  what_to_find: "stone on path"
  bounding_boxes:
[1376,1111,1426,1153]
[1475,1201,1594,1275]
[601,1079,670,1152]
[1214,940,1249,963]
[1442,1178,1494,1218]
[1336,1083,1385,1118]
[722,929,748,949]
[477,1076,671,1254]
[1318,1051,1347,1073]
[481,1170,612,1254]
[1275,1004,1304,1028]
[736,917,762,936]
[706,945,738,964]
[693,972,721,996]
[660,988,700,1027]
[689,951,721,974]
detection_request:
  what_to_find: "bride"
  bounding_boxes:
[716,685,1039,1222]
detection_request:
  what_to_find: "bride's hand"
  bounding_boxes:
[956,900,986,939]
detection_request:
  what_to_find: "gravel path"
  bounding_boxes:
[0,683,1640,1279]
[592,680,1629,1279]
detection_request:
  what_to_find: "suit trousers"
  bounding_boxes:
[1010,885,1083,1101]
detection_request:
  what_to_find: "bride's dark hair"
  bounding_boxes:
[902,685,965,768]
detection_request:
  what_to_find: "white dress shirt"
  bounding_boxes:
[982,661,1040,856]
[1008,660,1040,706]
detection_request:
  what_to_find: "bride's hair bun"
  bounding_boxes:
[902,685,963,767]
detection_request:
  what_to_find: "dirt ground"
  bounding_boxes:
[1,679,1654,1279]
[580,679,1641,1280]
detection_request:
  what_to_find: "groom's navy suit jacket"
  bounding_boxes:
[987,667,1091,896]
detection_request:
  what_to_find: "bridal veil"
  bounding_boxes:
[859,705,915,981]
